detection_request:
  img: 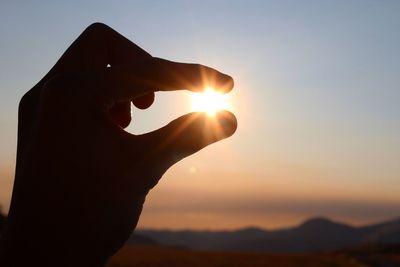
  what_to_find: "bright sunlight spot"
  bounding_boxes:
[191,87,231,116]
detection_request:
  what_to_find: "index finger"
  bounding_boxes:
[148,58,234,93]
[99,58,234,102]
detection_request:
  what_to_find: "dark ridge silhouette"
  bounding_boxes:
[128,234,159,246]
[133,216,400,252]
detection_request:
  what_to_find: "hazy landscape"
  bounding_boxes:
[1,2,400,267]
[1,210,400,266]
[118,217,400,266]
[133,217,400,252]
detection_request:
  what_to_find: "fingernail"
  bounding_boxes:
[218,76,234,92]
[216,111,238,136]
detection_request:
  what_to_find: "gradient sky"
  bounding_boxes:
[1,1,399,230]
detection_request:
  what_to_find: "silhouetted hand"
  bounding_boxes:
[1,23,236,267]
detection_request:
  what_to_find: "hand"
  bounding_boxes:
[1,23,236,266]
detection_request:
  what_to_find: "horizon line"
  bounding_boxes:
[135,215,400,232]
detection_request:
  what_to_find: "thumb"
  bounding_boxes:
[139,111,237,169]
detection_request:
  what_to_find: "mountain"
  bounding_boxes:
[132,217,400,252]
[128,233,159,246]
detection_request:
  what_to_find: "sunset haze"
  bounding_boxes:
[0,0,399,230]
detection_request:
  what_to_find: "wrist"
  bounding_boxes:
[1,211,107,267]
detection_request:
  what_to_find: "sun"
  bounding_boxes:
[191,87,231,116]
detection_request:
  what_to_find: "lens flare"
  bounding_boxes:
[191,87,231,116]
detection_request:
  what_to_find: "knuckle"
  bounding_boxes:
[41,75,65,102]
[83,22,110,37]
[40,74,76,104]
[42,74,66,92]
[18,90,35,113]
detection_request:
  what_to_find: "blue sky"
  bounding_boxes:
[1,1,399,229]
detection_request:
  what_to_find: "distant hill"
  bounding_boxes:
[133,217,400,252]
[129,233,159,246]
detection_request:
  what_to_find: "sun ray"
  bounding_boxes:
[191,87,231,116]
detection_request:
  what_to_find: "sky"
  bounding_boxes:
[0,0,399,230]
